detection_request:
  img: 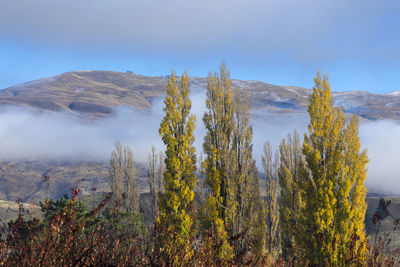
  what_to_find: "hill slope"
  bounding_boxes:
[1,70,399,120]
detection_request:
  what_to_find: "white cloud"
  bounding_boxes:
[0,105,164,161]
[359,120,400,195]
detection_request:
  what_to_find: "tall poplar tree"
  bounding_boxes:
[230,89,266,258]
[202,64,266,259]
[339,115,368,265]
[201,63,235,259]
[262,141,279,253]
[109,141,139,212]
[297,73,368,266]
[146,145,165,222]
[157,71,197,263]
[278,131,304,260]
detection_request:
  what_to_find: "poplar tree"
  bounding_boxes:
[197,153,207,206]
[146,145,165,222]
[157,71,197,262]
[201,63,235,259]
[278,131,304,260]
[262,141,279,253]
[297,73,368,266]
[230,89,266,258]
[109,142,124,207]
[109,141,139,212]
[124,146,139,212]
[339,115,368,265]
[202,64,266,259]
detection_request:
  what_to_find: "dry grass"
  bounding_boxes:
[1,70,398,120]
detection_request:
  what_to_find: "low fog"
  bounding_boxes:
[0,95,398,195]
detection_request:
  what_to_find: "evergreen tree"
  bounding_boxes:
[158,70,197,263]
[297,73,368,266]
[278,131,304,260]
[262,141,279,253]
[40,194,90,225]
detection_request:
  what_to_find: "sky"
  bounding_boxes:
[0,0,399,93]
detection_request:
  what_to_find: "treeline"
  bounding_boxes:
[0,64,398,266]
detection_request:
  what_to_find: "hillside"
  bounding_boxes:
[0,159,150,203]
[0,70,399,120]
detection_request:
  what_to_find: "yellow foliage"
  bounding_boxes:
[201,63,235,260]
[157,71,197,265]
[201,64,266,261]
[278,131,305,260]
[297,73,368,266]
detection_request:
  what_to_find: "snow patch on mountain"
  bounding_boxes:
[387,90,400,96]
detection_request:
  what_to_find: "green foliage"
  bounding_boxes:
[8,193,95,241]
[40,193,100,233]
[40,194,88,222]
[102,208,148,249]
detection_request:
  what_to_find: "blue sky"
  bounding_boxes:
[0,0,399,93]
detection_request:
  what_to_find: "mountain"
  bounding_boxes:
[1,70,399,120]
[0,71,166,118]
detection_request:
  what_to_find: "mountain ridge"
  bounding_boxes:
[0,70,399,120]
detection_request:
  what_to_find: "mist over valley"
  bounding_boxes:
[0,70,398,201]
